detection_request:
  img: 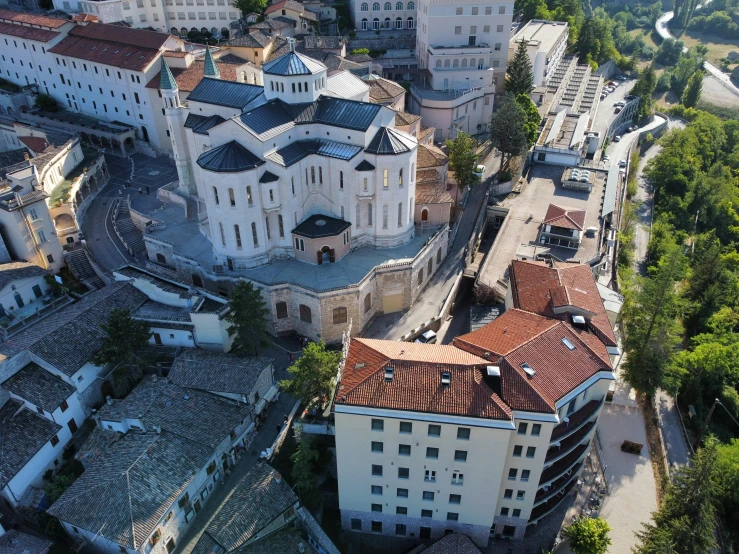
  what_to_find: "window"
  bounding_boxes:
[457,427,470,440]
[351,518,362,530]
[382,205,388,229]
[361,2,368,10]
[418,268,424,284]
[383,169,388,188]
[495,42,501,51]
[499,5,505,13]
[399,444,411,456]
[449,493,461,505]
[500,507,509,516]
[371,418,384,431]
[518,422,528,435]
[364,293,372,313]
[396,506,407,515]
[454,26,461,34]
[234,225,242,248]
[398,467,409,479]
[526,447,536,458]
[428,424,441,437]
[421,510,433,518]
[512,508,521,517]
[278,215,284,238]
[424,469,436,482]
[373,1,379,8]
[451,471,463,485]
[213,186,219,204]
[368,203,373,226]
[339,171,344,189]
[299,304,312,323]
[483,24,490,32]
[219,223,225,246]
[398,168,403,186]
[513,445,523,457]
[516,490,525,501]
[371,521,382,533]
[333,307,348,324]
[276,301,288,319]
[397,488,408,497]
[397,202,403,227]
[371,503,382,513]
[251,222,258,247]
[319,167,323,184]
[384,2,391,8]
[371,464,383,476]
[228,188,235,206]
[400,421,412,433]
[454,450,467,462]
[508,468,518,480]
[371,485,383,495]
[60,400,69,412]
[497,24,504,32]
[504,489,513,499]
[422,491,434,501]
[426,447,439,459]
[521,470,530,482]
[532,423,541,436]
[455,6,462,14]
[395,523,407,535]
[470,26,476,34]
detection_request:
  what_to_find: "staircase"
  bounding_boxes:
[64,248,105,290]
[115,199,146,255]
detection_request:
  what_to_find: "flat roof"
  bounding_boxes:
[512,20,568,56]
[477,164,607,296]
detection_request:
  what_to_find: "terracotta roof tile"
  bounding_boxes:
[417,143,448,169]
[146,56,245,91]
[394,110,421,126]
[416,168,441,185]
[71,13,98,22]
[336,338,512,420]
[264,0,305,14]
[365,76,405,102]
[509,260,617,347]
[0,20,59,42]
[0,9,69,28]
[19,136,49,153]
[416,181,453,204]
[543,203,585,230]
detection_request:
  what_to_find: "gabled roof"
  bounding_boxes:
[364,74,406,102]
[226,30,272,48]
[0,398,61,490]
[0,21,59,42]
[365,127,416,155]
[266,139,362,167]
[168,350,273,395]
[543,204,585,230]
[508,260,618,347]
[0,9,69,28]
[355,160,375,171]
[184,113,226,135]
[199,464,298,551]
[146,55,248,92]
[197,141,265,173]
[47,430,211,550]
[0,261,45,291]
[417,143,448,169]
[19,136,50,153]
[335,338,512,420]
[0,530,53,554]
[1,362,75,413]
[415,181,453,204]
[259,170,280,183]
[264,0,306,15]
[263,51,325,76]
[395,111,421,126]
[187,78,265,109]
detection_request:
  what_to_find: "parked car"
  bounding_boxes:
[613,135,622,142]
[614,107,622,114]
[617,75,627,81]
[619,159,627,167]
[629,125,638,132]
[474,165,485,179]
[614,101,626,107]
[602,155,610,162]
[625,95,636,100]
[415,330,438,344]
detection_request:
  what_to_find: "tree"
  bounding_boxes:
[445,131,479,209]
[225,280,270,356]
[44,473,77,503]
[506,40,534,96]
[515,0,550,20]
[575,17,601,67]
[280,341,340,406]
[635,440,721,554]
[562,517,611,554]
[93,309,151,396]
[516,94,541,146]
[34,93,59,112]
[233,0,266,16]
[682,71,703,108]
[631,63,657,121]
[350,48,370,55]
[654,38,685,66]
[291,432,320,500]
[489,94,529,170]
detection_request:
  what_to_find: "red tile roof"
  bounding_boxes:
[265,0,305,14]
[146,55,246,91]
[543,204,586,230]
[415,181,453,204]
[0,9,69,28]
[0,20,59,42]
[335,338,512,421]
[508,260,617,347]
[19,136,49,153]
[417,144,447,169]
[71,13,98,22]
[49,24,172,72]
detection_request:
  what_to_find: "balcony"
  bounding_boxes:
[539,443,588,486]
[551,399,603,442]
[546,421,595,463]
[530,478,578,521]
[534,463,581,506]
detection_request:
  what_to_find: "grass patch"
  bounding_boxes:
[628,28,661,52]
[696,101,739,120]
[674,29,739,66]
[58,267,89,295]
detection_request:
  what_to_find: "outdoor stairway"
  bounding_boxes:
[64,249,105,289]
[115,199,146,255]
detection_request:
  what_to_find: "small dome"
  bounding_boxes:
[263,51,326,77]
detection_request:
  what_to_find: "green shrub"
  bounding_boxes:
[499,170,512,182]
[34,93,59,112]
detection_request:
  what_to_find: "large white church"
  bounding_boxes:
[145,42,449,342]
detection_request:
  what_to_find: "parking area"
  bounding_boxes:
[590,76,636,139]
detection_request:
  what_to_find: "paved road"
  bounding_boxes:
[363,149,500,340]
[656,10,739,97]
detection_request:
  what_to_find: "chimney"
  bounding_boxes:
[106,396,113,406]
[484,366,501,395]
[23,152,29,161]
[274,472,282,484]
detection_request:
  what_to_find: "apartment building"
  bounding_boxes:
[508,20,568,88]
[409,0,513,140]
[349,0,417,31]
[53,0,240,35]
[334,259,615,545]
[0,13,188,152]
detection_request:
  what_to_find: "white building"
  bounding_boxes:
[508,20,568,88]
[350,0,417,31]
[409,0,513,140]
[333,259,616,545]
[52,0,240,36]
[141,42,448,343]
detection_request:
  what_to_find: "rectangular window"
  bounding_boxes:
[398,467,409,479]
[246,186,253,206]
[455,6,462,14]
[372,464,383,476]
[451,471,463,485]
[521,470,530,482]
[532,423,541,436]
[518,422,528,435]
[428,424,441,437]
[229,188,235,206]
[396,506,407,515]
[371,521,382,533]
[526,447,536,458]
[351,518,362,531]
[397,488,408,498]
[421,509,433,518]
[513,508,521,517]
[454,26,461,34]
[501,507,509,516]
[371,441,383,453]
[513,445,523,457]
[499,6,505,13]
[371,419,384,431]
[382,205,388,229]
[395,523,407,535]
[400,421,412,434]
[504,489,513,499]
[454,450,467,462]
[426,447,439,459]
[398,444,411,456]
[470,25,477,33]
[449,494,461,505]
[516,490,525,501]
[422,491,434,501]
[508,468,518,480]
[457,427,470,440]
[371,503,382,513]
[371,485,383,495]
[485,5,492,14]
[483,24,490,32]
[134,92,140,104]
[447,512,459,521]
[424,469,436,482]
[383,169,388,188]
[471,6,478,14]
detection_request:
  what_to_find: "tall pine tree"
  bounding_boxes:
[489,94,529,170]
[506,40,534,96]
[225,280,270,356]
[681,70,703,108]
